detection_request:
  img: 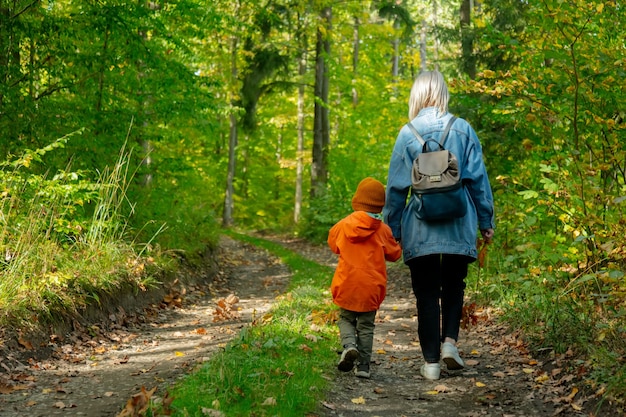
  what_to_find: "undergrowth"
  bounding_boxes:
[466,233,626,408]
[0,136,209,329]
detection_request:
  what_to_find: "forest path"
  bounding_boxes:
[0,236,290,416]
[278,236,613,417]
[0,234,618,416]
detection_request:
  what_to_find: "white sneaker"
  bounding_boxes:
[442,342,464,370]
[420,362,441,380]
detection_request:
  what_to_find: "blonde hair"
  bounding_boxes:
[408,70,450,120]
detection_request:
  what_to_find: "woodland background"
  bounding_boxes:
[1,0,626,404]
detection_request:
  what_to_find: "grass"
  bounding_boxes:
[166,231,339,417]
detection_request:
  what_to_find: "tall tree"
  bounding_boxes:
[460,0,476,78]
[311,6,332,198]
[223,35,239,228]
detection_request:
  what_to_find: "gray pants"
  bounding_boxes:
[338,308,377,365]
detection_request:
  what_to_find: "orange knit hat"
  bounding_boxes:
[351,177,386,213]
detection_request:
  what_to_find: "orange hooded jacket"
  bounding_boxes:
[327,211,402,312]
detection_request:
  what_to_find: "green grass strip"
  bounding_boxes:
[168,231,339,416]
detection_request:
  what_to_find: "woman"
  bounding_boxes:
[383,70,495,380]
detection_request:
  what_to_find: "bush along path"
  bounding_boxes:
[0,234,622,416]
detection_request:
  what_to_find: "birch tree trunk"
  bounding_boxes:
[352,16,359,107]
[223,35,238,227]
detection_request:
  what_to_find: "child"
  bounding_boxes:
[327,177,402,378]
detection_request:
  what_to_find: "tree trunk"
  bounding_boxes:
[352,16,359,107]
[223,36,238,227]
[311,6,331,199]
[294,29,306,224]
[391,19,400,80]
[420,19,427,73]
[432,0,440,71]
[460,0,476,79]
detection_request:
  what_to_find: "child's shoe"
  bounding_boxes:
[442,342,464,370]
[338,347,359,372]
[420,362,441,380]
[355,363,370,379]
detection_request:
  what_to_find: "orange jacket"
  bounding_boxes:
[327,211,402,312]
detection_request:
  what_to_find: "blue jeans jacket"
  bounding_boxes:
[383,107,495,263]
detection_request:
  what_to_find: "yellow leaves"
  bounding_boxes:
[351,396,366,404]
[310,308,339,325]
[475,381,486,387]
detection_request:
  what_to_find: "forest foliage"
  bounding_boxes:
[1,0,625,403]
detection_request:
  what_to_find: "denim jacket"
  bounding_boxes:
[383,107,495,263]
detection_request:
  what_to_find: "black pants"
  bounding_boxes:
[407,254,470,363]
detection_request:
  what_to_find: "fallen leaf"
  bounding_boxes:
[566,387,579,401]
[321,401,336,410]
[351,396,366,404]
[116,386,157,417]
[261,397,277,406]
[175,351,186,357]
[434,384,449,393]
[18,335,34,350]
[425,390,439,395]
[0,383,14,394]
[476,382,486,387]
[201,408,226,417]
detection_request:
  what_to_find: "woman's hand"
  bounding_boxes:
[480,228,494,244]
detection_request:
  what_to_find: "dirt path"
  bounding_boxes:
[0,235,622,416]
[278,237,621,417]
[0,236,289,416]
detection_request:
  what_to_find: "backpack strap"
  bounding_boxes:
[405,123,425,146]
[438,116,457,147]
[406,116,457,150]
